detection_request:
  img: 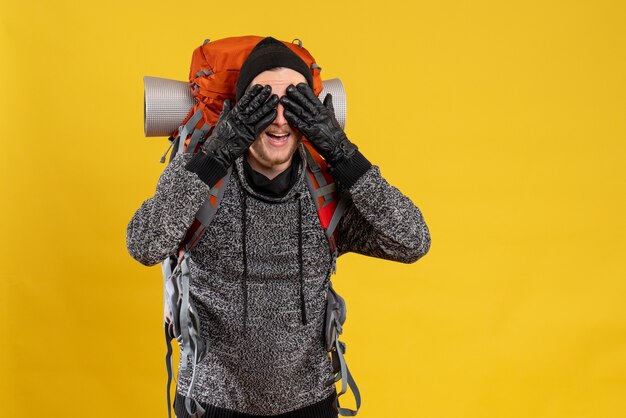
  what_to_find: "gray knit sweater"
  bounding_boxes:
[126,144,430,415]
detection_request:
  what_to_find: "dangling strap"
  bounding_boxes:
[162,255,177,418]
[185,302,206,417]
[184,396,205,418]
[179,252,193,372]
[165,323,175,418]
[334,329,361,416]
[184,342,206,418]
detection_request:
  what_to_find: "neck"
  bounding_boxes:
[245,153,294,180]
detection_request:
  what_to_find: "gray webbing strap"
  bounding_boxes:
[162,256,175,319]
[195,69,213,78]
[304,148,331,194]
[176,126,186,157]
[186,123,208,153]
[304,171,322,211]
[164,273,180,337]
[186,168,232,249]
[186,107,204,131]
[177,109,204,155]
[177,251,205,417]
[316,183,336,203]
[195,168,232,225]
[185,396,205,418]
[326,195,348,240]
[161,167,233,418]
[162,256,177,418]
[303,149,344,274]
[184,343,206,418]
[334,330,361,416]
[335,333,347,396]
[179,252,193,372]
[165,323,174,418]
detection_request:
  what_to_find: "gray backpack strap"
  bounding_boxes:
[185,123,211,154]
[165,317,175,418]
[184,396,205,418]
[162,256,178,418]
[302,145,348,272]
[303,147,335,205]
[186,168,232,248]
[161,168,232,418]
[315,183,336,202]
[304,146,360,415]
[334,330,361,416]
[178,252,193,372]
[182,340,206,418]
[325,195,347,240]
[175,108,204,157]
[326,194,348,274]
[325,281,361,416]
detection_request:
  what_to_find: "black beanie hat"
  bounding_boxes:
[235,37,314,102]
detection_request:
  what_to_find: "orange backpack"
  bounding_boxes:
[167,35,323,157]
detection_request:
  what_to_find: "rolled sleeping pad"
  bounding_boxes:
[144,76,347,137]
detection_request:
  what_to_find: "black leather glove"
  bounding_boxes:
[204,84,279,168]
[186,84,278,187]
[280,82,372,188]
[280,83,357,166]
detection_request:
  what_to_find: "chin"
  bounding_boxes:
[261,149,297,167]
[250,136,301,168]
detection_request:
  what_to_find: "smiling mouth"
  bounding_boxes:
[264,131,292,148]
[266,132,290,140]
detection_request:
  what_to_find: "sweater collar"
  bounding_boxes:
[235,144,308,202]
[243,151,301,198]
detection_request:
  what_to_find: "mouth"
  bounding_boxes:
[264,131,292,148]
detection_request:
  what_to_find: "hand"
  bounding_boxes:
[203,84,279,168]
[280,83,357,166]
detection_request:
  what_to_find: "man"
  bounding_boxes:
[127,37,431,418]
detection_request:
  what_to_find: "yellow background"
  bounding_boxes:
[1,0,625,417]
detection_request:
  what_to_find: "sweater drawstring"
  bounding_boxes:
[297,193,307,326]
[241,190,249,336]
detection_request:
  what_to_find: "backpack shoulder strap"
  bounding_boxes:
[304,144,360,415]
[302,143,348,263]
[162,167,232,418]
[179,167,232,253]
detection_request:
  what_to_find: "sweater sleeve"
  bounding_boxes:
[336,165,431,264]
[126,153,211,266]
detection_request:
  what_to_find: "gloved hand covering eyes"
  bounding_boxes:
[186,84,279,187]
[203,84,279,169]
[279,82,358,167]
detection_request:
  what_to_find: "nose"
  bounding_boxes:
[273,102,288,127]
